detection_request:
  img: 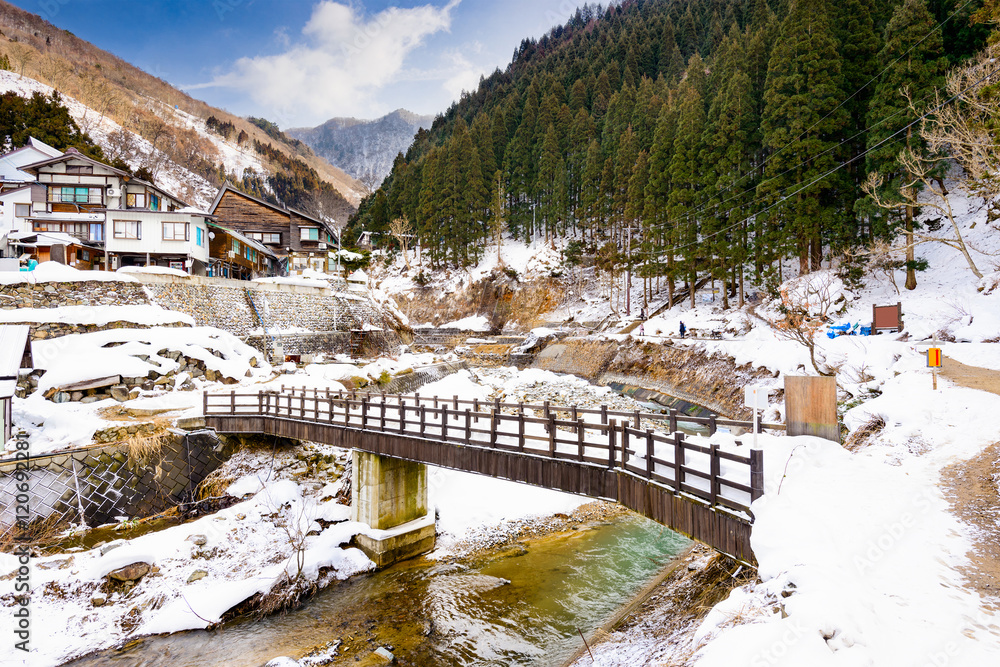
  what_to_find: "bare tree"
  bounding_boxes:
[769,273,841,376]
[357,170,382,197]
[7,42,35,79]
[388,215,413,270]
[491,171,506,269]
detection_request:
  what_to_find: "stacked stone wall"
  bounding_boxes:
[0,275,403,356]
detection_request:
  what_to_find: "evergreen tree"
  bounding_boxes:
[865,0,945,289]
[759,0,849,274]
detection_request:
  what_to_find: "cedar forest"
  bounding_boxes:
[347,0,994,308]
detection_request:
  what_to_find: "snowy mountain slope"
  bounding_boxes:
[288,109,434,183]
[0,70,218,210]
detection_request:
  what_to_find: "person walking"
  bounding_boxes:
[679,321,686,337]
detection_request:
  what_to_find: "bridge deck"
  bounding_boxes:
[204,389,765,565]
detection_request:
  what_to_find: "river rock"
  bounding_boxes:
[91,594,107,607]
[373,647,395,663]
[110,385,130,402]
[188,534,207,546]
[187,570,208,583]
[108,561,150,582]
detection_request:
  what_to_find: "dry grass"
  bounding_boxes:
[196,467,236,502]
[0,514,71,555]
[844,415,887,452]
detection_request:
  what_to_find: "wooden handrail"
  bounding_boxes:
[204,389,765,518]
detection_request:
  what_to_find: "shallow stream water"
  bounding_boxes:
[64,513,688,667]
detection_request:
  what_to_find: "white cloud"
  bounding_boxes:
[200,1,461,125]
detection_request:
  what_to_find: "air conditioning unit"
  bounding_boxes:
[227,250,236,259]
[318,242,327,250]
[107,187,119,198]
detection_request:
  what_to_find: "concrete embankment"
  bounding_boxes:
[531,338,778,419]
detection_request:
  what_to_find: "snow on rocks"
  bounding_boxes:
[0,443,369,667]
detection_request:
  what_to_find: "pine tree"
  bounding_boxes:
[865,0,945,289]
[759,0,849,274]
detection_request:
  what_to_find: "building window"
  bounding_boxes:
[14,204,29,217]
[90,223,104,242]
[65,165,94,175]
[113,220,141,240]
[53,187,101,204]
[169,261,186,272]
[126,193,147,208]
[162,222,189,241]
[247,232,281,244]
[150,194,160,211]
[196,227,203,247]
[233,239,241,253]
[79,249,91,262]
[300,227,319,241]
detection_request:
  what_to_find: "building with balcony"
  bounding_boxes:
[209,182,339,276]
[17,148,211,274]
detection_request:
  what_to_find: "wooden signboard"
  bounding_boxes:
[872,302,903,333]
[785,375,840,443]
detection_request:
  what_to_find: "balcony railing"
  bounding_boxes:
[47,193,104,205]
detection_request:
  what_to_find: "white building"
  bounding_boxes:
[0,138,62,245]
[17,148,210,273]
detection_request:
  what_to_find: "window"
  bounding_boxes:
[14,204,29,217]
[90,223,104,242]
[126,193,147,208]
[113,220,141,240]
[247,232,281,244]
[55,187,98,204]
[196,227,203,247]
[78,249,90,262]
[162,222,189,241]
[65,165,94,175]
[169,261,186,272]
[233,239,241,254]
[149,194,160,211]
[300,227,319,241]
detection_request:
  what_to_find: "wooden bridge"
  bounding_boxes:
[203,388,773,565]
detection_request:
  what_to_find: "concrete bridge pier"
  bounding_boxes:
[351,449,436,568]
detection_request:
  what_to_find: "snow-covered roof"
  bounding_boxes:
[0,137,62,184]
[6,231,87,247]
[0,324,30,398]
[27,211,104,222]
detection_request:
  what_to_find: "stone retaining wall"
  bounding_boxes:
[0,274,404,356]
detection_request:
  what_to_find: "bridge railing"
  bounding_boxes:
[205,389,766,519]
[255,385,785,435]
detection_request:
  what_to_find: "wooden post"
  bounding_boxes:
[608,419,618,467]
[578,418,585,461]
[230,390,235,414]
[454,395,458,410]
[673,433,684,493]
[203,391,208,416]
[645,429,654,479]
[442,405,448,440]
[544,400,550,420]
[710,444,720,508]
[623,426,630,467]
[669,408,678,434]
[600,405,608,425]
[571,405,578,422]
[750,448,764,503]
[490,411,498,447]
[709,413,717,435]
[633,410,640,429]
[473,398,479,423]
[548,413,556,456]
[258,391,263,415]
[399,402,406,433]
[420,405,426,437]
[361,398,368,430]
[380,400,386,431]
[518,411,525,451]
[465,409,472,442]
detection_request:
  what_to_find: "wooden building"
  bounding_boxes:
[209,183,338,276]
[207,222,277,279]
[0,325,32,444]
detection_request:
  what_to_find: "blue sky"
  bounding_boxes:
[10,0,590,128]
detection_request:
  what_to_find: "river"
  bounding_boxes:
[64,511,689,667]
